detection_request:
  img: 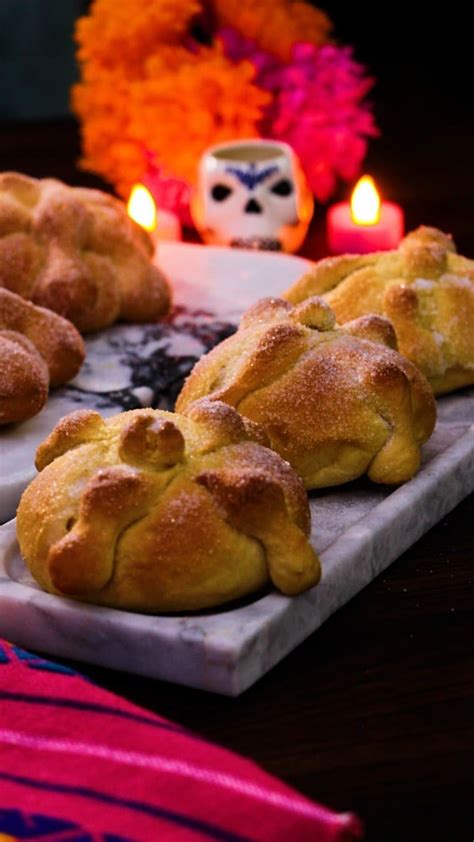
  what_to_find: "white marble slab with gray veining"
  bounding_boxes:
[0,388,472,696]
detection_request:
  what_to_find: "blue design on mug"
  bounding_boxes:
[224,163,279,191]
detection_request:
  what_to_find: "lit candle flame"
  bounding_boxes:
[350,175,381,226]
[127,184,157,232]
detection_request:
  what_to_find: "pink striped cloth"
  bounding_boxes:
[0,639,363,841]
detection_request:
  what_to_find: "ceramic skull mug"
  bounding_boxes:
[191,140,314,253]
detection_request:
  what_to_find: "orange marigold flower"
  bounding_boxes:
[135,47,269,182]
[212,0,332,61]
[72,0,335,204]
[73,41,269,197]
[75,0,201,68]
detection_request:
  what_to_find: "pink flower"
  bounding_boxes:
[143,154,193,226]
[144,28,378,217]
[219,29,378,201]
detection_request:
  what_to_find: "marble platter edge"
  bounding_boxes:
[0,420,472,696]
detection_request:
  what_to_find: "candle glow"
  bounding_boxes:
[127,184,157,232]
[350,175,381,225]
[327,174,404,254]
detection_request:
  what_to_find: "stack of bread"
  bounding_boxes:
[13,217,474,613]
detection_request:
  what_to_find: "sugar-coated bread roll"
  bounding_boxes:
[0,172,171,333]
[0,330,49,424]
[17,401,320,612]
[0,289,85,424]
[176,296,436,488]
[283,226,474,395]
[0,288,84,387]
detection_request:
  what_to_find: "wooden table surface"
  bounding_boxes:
[0,115,473,842]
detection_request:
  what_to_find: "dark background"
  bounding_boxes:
[0,2,473,253]
[323,3,474,250]
[0,1,87,120]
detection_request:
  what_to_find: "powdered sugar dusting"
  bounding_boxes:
[412,278,436,290]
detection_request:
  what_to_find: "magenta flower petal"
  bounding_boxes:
[217,29,379,201]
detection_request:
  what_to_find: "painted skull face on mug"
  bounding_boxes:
[192,140,314,253]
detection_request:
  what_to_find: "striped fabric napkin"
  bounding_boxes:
[0,639,363,841]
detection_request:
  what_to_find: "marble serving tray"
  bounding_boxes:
[0,389,473,696]
[0,242,310,523]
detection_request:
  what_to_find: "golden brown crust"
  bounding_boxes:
[196,461,317,595]
[0,172,171,333]
[0,288,84,386]
[17,403,319,612]
[342,314,398,349]
[35,409,106,470]
[47,466,155,595]
[289,297,336,331]
[284,253,381,300]
[118,415,185,468]
[0,331,49,424]
[0,288,85,425]
[176,296,436,489]
[283,226,474,394]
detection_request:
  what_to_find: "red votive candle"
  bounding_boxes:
[328,175,404,254]
[127,183,182,242]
